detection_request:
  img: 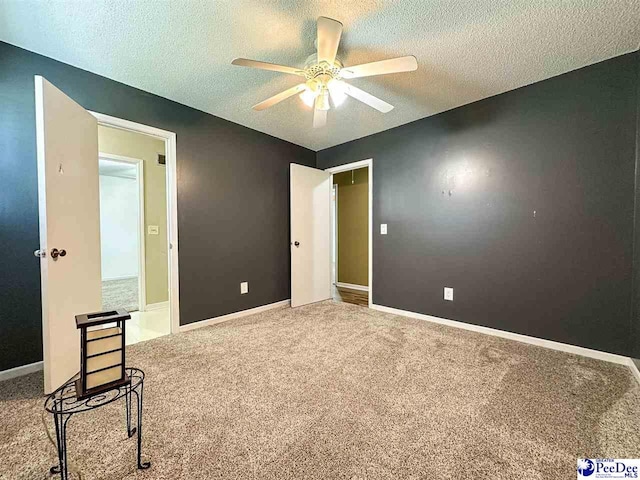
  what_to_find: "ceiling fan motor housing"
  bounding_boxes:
[304,53,342,80]
[302,53,344,107]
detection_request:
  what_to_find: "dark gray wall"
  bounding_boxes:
[632,58,640,362]
[2,41,639,371]
[317,52,640,357]
[0,42,315,371]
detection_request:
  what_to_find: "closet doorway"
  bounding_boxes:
[326,160,372,307]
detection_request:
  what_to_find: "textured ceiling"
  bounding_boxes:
[1,0,638,151]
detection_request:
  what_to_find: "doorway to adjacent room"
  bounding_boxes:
[99,154,142,313]
[35,77,179,393]
[97,125,172,345]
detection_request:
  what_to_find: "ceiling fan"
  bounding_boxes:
[231,17,418,128]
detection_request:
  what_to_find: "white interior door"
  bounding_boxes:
[290,163,331,307]
[35,76,102,394]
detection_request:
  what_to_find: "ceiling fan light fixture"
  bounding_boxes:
[315,89,330,111]
[299,88,316,108]
[328,79,347,107]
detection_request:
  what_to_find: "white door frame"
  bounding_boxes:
[331,183,338,286]
[91,112,180,334]
[325,159,373,308]
[98,152,146,313]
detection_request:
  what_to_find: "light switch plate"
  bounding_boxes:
[444,287,453,301]
[380,224,388,235]
[240,282,249,294]
[147,225,159,235]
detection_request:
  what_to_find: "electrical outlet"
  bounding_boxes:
[444,287,453,301]
[240,282,249,294]
[147,225,159,235]
[381,224,388,235]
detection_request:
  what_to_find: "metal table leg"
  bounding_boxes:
[126,386,136,437]
[50,412,72,480]
[133,382,151,469]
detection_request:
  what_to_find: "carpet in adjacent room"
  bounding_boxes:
[102,277,139,312]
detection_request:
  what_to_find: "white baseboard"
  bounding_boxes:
[627,359,640,385]
[144,301,169,311]
[0,361,43,382]
[336,282,369,292]
[179,299,290,333]
[371,303,632,366]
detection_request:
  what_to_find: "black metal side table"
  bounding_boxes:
[44,367,150,480]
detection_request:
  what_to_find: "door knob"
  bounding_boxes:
[34,249,46,258]
[293,241,300,247]
[50,248,66,259]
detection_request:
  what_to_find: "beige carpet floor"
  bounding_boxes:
[102,277,139,313]
[1,301,640,479]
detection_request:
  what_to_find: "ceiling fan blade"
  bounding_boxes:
[252,84,307,111]
[340,56,418,79]
[232,58,305,76]
[317,17,343,66]
[313,107,327,128]
[344,84,394,113]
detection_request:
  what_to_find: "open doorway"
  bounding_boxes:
[327,160,372,307]
[34,77,179,393]
[99,154,142,312]
[97,124,172,344]
[289,160,371,309]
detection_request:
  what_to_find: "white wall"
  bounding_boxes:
[99,174,139,280]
